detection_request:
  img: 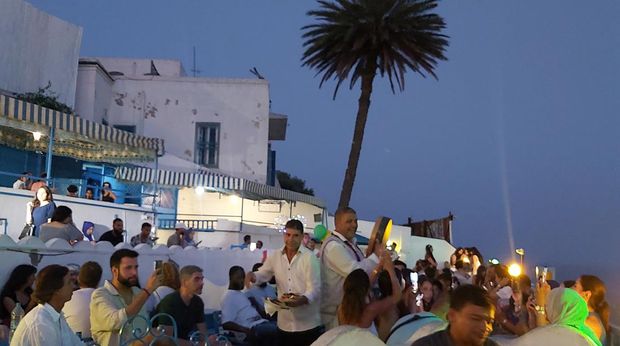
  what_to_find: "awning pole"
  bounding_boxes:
[239,195,244,233]
[45,127,55,183]
[153,155,159,228]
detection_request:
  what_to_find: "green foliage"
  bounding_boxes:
[277,171,315,196]
[16,81,74,114]
[301,0,449,98]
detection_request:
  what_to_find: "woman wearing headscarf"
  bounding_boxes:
[514,287,601,346]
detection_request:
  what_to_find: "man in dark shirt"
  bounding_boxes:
[155,265,207,343]
[98,218,125,246]
[412,285,499,346]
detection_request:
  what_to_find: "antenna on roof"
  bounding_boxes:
[144,60,160,76]
[191,46,201,77]
[249,67,265,79]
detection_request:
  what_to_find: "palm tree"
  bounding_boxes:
[301,0,449,208]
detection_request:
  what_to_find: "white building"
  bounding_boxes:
[0,0,82,107]
[74,57,283,184]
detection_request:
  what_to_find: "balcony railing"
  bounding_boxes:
[157,219,216,232]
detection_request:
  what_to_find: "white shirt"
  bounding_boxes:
[253,246,321,332]
[220,289,266,329]
[10,303,84,346]
[13,179,25,189]
[320,231,379,316]
[63,288,95,338]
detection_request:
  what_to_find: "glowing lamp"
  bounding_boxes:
[32,131,42,141]
[195,186,205,195]
[488,258,500,265]
[508,263,522,277]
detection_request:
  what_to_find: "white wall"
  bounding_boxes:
[74,63,114,123]
[74,59,271,183]
[176,188,324,249]
[0,0,82,107]
[0,236,262,310]
[0,187,154,241]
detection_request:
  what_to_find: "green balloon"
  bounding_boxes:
[313,224,327,240]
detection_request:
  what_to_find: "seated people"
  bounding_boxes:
[90,249,160,346]
[10,264,83,345]
[98,218,125,246]
[130,222,156,247]
[221,266,278,346]
[0,264,37,327]
[155,265,207,344]
[167,223,187,248]
[38,206,83,243]
[412,284,499,346]
[63,261,102,339]
[149,262,181,310]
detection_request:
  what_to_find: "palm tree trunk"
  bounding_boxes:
[338,65,376,209]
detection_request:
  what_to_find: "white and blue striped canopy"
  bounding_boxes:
[0,94,164,162]
[115,166,325,207]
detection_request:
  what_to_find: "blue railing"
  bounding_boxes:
[157,219,216,232]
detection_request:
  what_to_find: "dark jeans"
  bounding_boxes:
[278,325,324,346]
[249,321,279,346]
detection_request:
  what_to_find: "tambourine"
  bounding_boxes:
[365,216,393,257]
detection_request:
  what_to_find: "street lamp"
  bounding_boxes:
[515,248,525,266]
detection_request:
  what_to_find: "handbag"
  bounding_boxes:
[19,223,34,239]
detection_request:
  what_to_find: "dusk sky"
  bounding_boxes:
[27,0,619,290]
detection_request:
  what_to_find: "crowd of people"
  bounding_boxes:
[13,172,116,203]
[0,206,613,346]
[19,185,211,249]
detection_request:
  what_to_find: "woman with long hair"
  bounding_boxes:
[338,253,401,333]
[424,244,437,268]
[450,247,464,268]
[574,275,609,344]
[27,186,56,236]
[0,264,37,326]
[417,277,435,313]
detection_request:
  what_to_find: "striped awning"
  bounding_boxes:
[115,166,242,190]
[242,180,325,207]
[115,166,325,207]
[0,94,164,162]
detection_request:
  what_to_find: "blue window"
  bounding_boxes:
[195,123,220,167]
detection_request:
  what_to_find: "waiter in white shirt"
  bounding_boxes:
[246,219,322,346]
[319,207,383,329]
